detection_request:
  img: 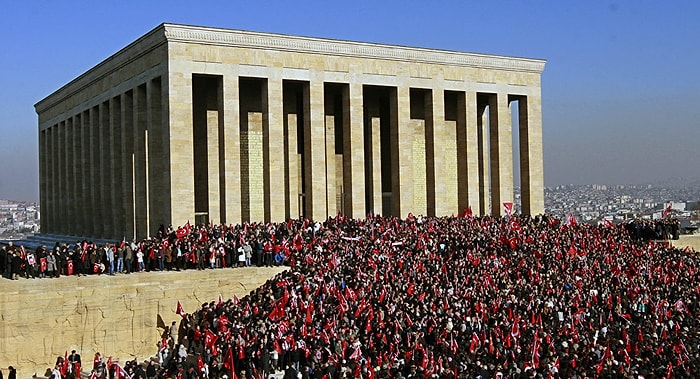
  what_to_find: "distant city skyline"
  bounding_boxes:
[1,1,698,202]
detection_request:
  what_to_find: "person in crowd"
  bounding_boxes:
[46,250,57,278]
[124,242,134,274]
[105,244,115,275]
[116,243,125,274]
[68,350,81,379]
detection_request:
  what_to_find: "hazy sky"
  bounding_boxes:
[1,1,698,202]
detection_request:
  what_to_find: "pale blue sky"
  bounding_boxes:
[1,1,698,202]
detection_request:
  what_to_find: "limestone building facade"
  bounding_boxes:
[35,23,546,240]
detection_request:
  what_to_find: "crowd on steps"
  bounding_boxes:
[8,214,697,378]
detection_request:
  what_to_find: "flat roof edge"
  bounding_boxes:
[36,23,546,116]
[163,23,546,73]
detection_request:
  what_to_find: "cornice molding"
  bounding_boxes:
[37,23,546,118]
[163,24,546,74]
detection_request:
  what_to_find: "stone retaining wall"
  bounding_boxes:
[0,267,286,377]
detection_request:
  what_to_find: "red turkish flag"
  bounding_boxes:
[223,346,238,379]
[197,355,205,374]
[663,202,673,218]
[176,300,187,318]
[349,346,362,361]
[305,303,313,324]
[503,202,513,217]
[204,329,218,348]
[469,332,480,354]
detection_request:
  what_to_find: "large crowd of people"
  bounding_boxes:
[4,214,697,378]
[153,214,696,379]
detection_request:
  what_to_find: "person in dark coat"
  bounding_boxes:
[7,366,16,379]
[283,362,297,379]
[10,252,22,280]
[0,246,6,279]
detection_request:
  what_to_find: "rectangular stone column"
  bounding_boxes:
[283,90,299,219]
[100,101,113,237]
[325,111,338,216]
[222,73,242,225]
[61,119,68,235]
[65,118,75,235]
[38,129,47,232]
[390,85,413,217]
[246,111,265,222]
[121,91,136,240]
[54,124,61,232]
[70,116,79,235]
[134,84,149,239]
[490,93,514,216]
[264,76,286,221]
[428,88,456,216]
[54,122,60,233]
[55,123,61,232]
[70,116,79,236]
[342,82,365,219]
[477,101,491,215]
[89,105,101,237]
[520,95,545,215]
[303,78,328,221]
[410,118,427,216]
[57,121,65,234]
[110,96,124,238]
[47,126,56,232]
[148,78,168,236]
[152,74,175,235]
[78,109,92,235]
[367,105,382,215]
[206,108,221,225]
[44,126,50,232]
[98,104,108,236]
[39,128,47,232]
[464,92,481,215]
[456,92,481,215]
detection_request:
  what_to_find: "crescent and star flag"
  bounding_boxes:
[503,202,513,217]
[663,202,673,218]
[176,300,187,318]
[204,329,218,348]
[223,346,238,379]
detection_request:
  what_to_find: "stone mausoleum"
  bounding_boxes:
[35,23,546,240]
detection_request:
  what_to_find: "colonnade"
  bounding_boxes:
[39,76,167,240]
[176,71,543,235]
[38,72,543,240]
